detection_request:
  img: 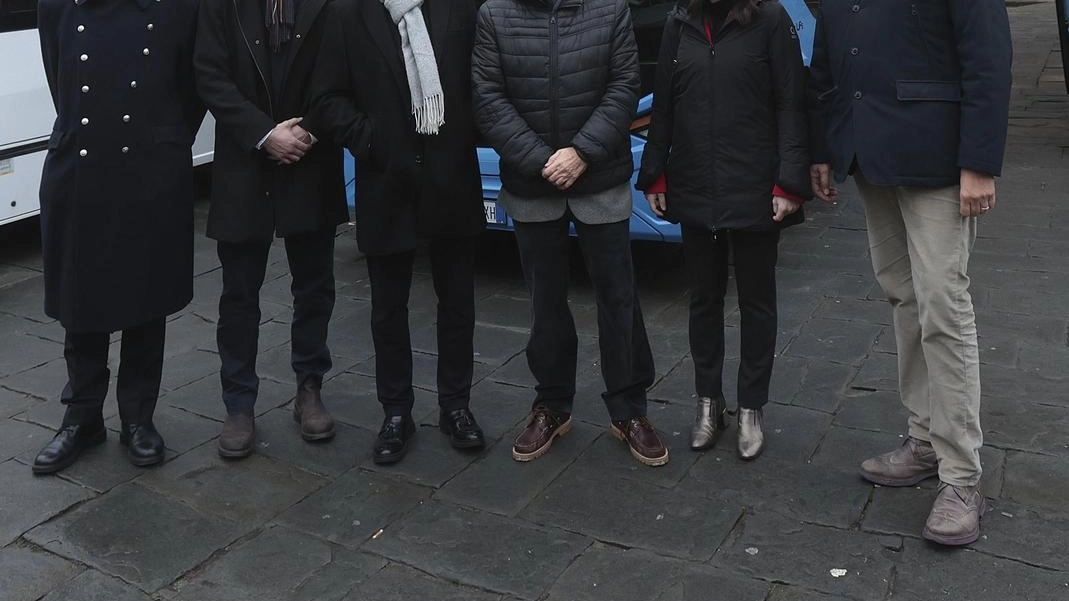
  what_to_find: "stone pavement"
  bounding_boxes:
[2,3,1069,600]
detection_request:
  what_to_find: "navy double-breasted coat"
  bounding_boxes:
[37,0,203,333]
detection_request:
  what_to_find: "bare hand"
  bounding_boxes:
[645,192,666,217]
[292,124,315,145]
[542,147,588,190]
[810,163,838,203]
[264,117,310,164]
[772,196,802,222]
[960,168,996,217]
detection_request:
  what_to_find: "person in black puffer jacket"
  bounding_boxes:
[636,0,811,460]
[473,0,669,468]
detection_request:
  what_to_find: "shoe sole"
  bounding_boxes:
[859,469,939,487]
[609,424,669,467]
[737,445,764,462]
[512,418,573,462]
[118,436,165,467]
[373,441,410,465]
[218,443,254,459]
[31,429,107,475]
[438,422,485,450]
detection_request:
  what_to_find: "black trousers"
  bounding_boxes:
[513,213,654,421]
[681,225,780,409]
[366,236,476,417]
[217,231,336,415]
[61,317,166,427]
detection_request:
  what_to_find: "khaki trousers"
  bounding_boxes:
[855,172,982,486]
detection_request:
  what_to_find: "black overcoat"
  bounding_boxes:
[636,1,810,232]
[194,0,348,242]
[37,0,204,333]
[807,0,1012,186]
[309,0,484,256]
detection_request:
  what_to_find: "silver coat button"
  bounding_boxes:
[80,54,88,61]
[142,48,150,56]
[77,25,85,32]
[121,146,130,153]
[81,85,90,93]
[81,117,89,125]
[296,34,302,39]
[130,81,137,88]
[123,115,131,123]
[147,23,154,30]
[254,39,261,45]
[79,149,88,157]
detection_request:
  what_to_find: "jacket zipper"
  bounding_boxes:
[548,10,560,148]
[705,20,719,238]
[232,0,274,119]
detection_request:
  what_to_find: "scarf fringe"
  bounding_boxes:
[414,94,445,136]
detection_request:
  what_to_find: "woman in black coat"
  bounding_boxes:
[637,0,810,460]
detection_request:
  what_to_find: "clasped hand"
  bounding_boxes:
[264,117,315,165]
[542,147,587,191]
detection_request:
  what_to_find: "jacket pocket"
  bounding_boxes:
[47,129,69,150]
[152,126,192,146]
[895,80,962,102]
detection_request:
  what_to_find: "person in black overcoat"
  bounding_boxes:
[31,0,204,474]
[309,0,486,464]
[195,0,347,458]
[636,0,810,460]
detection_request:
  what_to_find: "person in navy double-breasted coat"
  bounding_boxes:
[33,0,203,475]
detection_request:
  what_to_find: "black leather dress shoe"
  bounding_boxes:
[120,422,165,467]
[373,415,415,465]
[439,408,485,450]
[32,422,107,475]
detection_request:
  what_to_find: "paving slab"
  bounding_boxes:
[0,332,62,378]
[790,360,857,413]
[0,459,97,546]
[158,349,223,393]
[0,357,66,401]
[833,390,910,434]
[138,444,325,527]
[277,469,430,548]
[343,563,504,601]
[16,396,118,431]
[712,511,895,601]
[784,318,882,367]
[253,406,374,476]
[161,371,295,421]
[105,405,221,456]
[435,421,600,517]
[982,396,1069,457]
[521,465,742,561]
[1001,450,1069,514]
[891,539,1069,601]
[25,483,242,592]
[850,352,898,392]
[810,426,905,470]
[766,585,856,601]
[0,416,57,462]
[39,569,152,601]
[367,500,590,599]
[0,544,82,601]
[173,525,385,601]
[546,544,768,601]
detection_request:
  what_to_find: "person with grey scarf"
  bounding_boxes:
[309,0,487,464]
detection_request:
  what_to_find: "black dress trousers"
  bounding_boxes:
[681,225,780,409]
[513,213,655,421]
[366,236,477,417]
[216,231,337,415]
[62,318,167,426]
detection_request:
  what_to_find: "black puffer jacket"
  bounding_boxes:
[472,0,640,198]
[637,0,810,231]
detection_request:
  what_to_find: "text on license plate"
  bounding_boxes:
[483,200,506,224]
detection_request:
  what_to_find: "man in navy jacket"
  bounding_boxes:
[808,0,1012,546]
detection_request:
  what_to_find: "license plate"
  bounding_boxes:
[483,200,507,225]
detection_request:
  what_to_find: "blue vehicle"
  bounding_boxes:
[346,0,816,243]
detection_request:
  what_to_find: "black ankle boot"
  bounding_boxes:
[32,422,107,475]
[120,422,165,467]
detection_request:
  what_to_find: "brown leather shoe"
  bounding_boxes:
[218,413,255,459]
[293,381,336,442]
[610,417,669,467]
[859,436,938,487]
[512,407,572,462]
[923,483,986,546]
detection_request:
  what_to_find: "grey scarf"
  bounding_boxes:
[381,0,445,135]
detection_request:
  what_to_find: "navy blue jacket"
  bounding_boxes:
[808,0,1012,187]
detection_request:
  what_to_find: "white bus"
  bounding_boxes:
[0,0,214,227]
